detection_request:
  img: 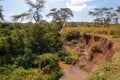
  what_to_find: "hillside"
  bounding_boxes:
[59,26,120,80]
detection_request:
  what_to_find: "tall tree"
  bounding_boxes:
[0,0,4,21]
[115,6,120,24]
[47,8,73,32]
[109,11,119,24]
[103,8,114,25]
[12,0,44,23]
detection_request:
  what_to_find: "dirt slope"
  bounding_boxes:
[59,33,116,80]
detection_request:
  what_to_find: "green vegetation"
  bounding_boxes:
[64,53,80,64]
[0,22,63,80]
[87,51,120,80]
[47,8,73,32]
[12,0,44,23]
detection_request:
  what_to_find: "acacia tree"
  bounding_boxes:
[103,8,114,25]
[89,7,115,26]
[47,8,73,32]
[12,0,44,23]
[115,6,120,24]
[0,0,4,21]
[89,8,103,25]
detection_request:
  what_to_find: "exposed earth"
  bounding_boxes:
[59,33,118,80]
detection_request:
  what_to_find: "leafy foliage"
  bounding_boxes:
[12,0,44,23]
[26,22,62,54]
[47,8,73,32]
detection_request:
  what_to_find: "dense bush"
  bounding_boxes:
[34,53,62,80]
[26,22,62,54]
[0,37,10,55]
[34,54,60,73]
[0,66,34,80]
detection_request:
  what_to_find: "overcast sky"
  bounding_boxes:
[1,0,120,22]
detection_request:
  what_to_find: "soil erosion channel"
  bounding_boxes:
[59,34,116,80]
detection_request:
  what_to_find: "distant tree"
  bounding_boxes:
[111,12,118,24]
[12,13,29,22]
[103,8,114,25]
[115,6,120,24]
[47,8,73,33]
[89,7,115,26]
[12,0,44,23]
[0,0,4,21]
[89,8,103,25]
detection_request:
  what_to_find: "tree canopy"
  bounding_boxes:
[12,0,44,23]
[47,8,73,32]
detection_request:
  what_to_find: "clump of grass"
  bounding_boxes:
[64,53,82,64]
[87,51,120,80]
[113,51,120,65]
[88,63,113,80]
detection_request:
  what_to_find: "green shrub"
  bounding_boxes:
[88,63,113,80]
[64,53,80,64]
[26,23,62,54]
[33,53,62,80]
[57,49,69,61]
[34,53,60,74]
[0,65,34,80]
[89,70,108,80]
[23,48,35,68]
[13,55,24,67]
[64,55,72,64]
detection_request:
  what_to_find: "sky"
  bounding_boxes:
[1,0,120,22]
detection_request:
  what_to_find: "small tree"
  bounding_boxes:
[12,0,44,23]
[47,8,73,33]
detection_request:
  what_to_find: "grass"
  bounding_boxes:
[87,51,120,80]
[61,26,120,38]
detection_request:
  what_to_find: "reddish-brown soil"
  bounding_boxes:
[59,33,116,80]
[74,34,115,72]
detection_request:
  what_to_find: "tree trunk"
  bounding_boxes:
[114,18,118,24]
[59,22,66,33]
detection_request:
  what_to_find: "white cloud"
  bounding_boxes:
[30,0,36,3]
[66,3,87,12]
[66,0,93,12]
[70,0,93,5]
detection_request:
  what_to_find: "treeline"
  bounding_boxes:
[89,7,120,26]
[1,0,120,27]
